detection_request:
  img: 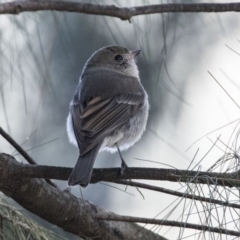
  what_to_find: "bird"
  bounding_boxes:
[66,45,149,187]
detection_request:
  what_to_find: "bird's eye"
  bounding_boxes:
[114,55,123,61]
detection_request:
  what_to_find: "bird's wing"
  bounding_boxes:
[70,93,144,156]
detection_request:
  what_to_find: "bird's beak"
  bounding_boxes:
[131,49,141,59]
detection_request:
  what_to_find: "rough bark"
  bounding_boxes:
[1,152,239,188]
[0,1,240,20]
[0,153,166,240]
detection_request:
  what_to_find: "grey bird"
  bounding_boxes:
[66,46,149,187]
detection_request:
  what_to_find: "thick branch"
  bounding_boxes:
[1,153,239,188]
[1,153,240,237]
[1,1,240,20]
[0,153,165,240]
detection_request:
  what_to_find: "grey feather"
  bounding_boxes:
[68,143,102,187]
[66,46,149,187]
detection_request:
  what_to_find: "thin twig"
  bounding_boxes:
[208,71,240,109]
[0,127,57,188]
[94,213,240,237]
[114,180,240,210]
[0,127,36,164]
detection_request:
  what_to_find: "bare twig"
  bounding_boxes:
[208,71,240,109]
[1,1,240,20]
[0,127,57,188]
[0,127,36,164]
[114,180,240,210]
[1,153,240,188]
[94,213,240,237]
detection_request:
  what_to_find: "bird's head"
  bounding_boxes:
[84,46,141,77]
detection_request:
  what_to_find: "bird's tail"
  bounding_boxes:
[68,144,101,187]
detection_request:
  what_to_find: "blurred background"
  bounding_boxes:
[1,0,240,239]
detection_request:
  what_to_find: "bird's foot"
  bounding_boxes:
[115,144,128,175]
[121,159,128,175]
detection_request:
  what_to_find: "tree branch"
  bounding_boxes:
[2,152,239,237]
[1,1,240,20]
[1,153,239,188]
[0,153,166,240]
[0,126,57,188]
[0,127,36,165]
[113,180,240,210]
[94,213,240,237]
